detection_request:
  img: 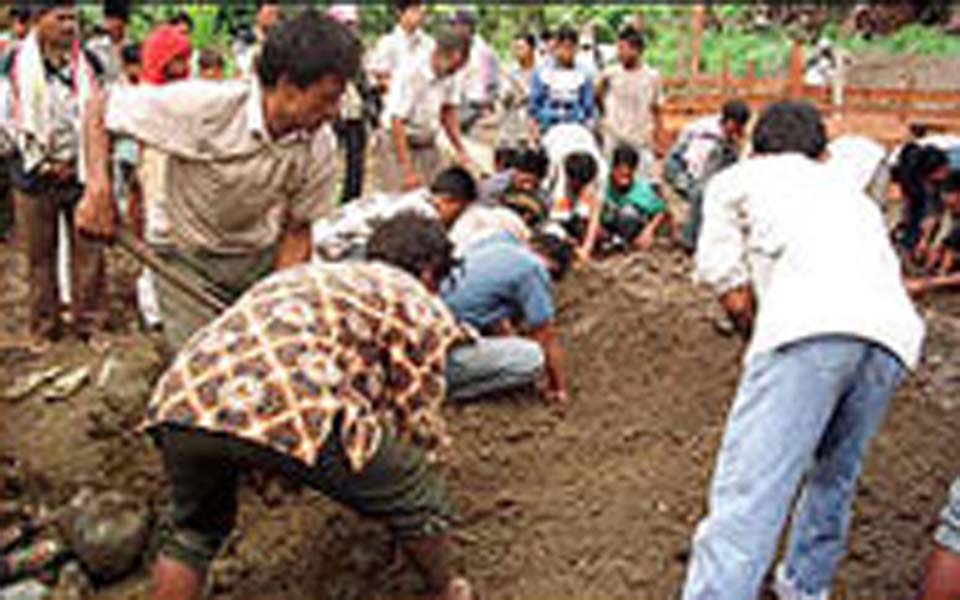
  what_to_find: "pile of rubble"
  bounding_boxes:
[0,456,151,600]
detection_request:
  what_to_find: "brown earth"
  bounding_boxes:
[1,235,960,600]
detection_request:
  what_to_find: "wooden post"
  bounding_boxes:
[690,4,705,77]
[789,38,804,99]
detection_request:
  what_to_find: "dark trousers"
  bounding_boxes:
[338,119,367,204]
[15,182,107,339]
[153,423,451,573]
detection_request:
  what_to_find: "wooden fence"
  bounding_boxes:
[660,39,960,149]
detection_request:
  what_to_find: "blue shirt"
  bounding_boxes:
[441,233,554,332]
[529,64,594,133]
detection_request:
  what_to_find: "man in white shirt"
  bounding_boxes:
[450,10,500,134]
[380,28,471,193]
[368,0,434,94]
[313,166,477,261]
[682,101,925,600]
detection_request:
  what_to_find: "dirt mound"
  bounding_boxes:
[2,241,960,599]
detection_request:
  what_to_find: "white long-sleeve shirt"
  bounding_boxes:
[696,153,925,369]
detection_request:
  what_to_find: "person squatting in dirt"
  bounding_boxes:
[76,10,357,353]
[681,100,925,600]
[663,98,752,254]
[440,226,574,413]
[144,213,476,600]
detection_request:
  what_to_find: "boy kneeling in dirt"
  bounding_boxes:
[601,143,672,252]
[549,152,604,262]
[682,100,924,600]
[144,214,476,600]
[441,228,574,413]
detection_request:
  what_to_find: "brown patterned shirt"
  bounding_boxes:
[144,261,471,472]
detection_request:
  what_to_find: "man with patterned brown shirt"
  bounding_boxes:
[144,213,475,600]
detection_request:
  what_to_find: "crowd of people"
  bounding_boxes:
[0,2,960,600]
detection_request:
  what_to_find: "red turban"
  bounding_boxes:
[141,25,192,85]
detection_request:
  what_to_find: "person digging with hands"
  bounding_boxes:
[142,213,477,600]
[441,228,574,413]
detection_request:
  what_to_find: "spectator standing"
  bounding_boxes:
[595,25,662,178]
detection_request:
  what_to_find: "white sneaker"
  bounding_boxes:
[773,564,829,600]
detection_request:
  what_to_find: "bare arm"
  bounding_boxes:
[273,222,312,270]
[75,88,117,240]
[440,104,469,163]
[634,211,668,251]
[578,189,604,261]
[527,321,568,412]
[390,116,420,191]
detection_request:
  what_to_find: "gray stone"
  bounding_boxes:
[58,491,151,583]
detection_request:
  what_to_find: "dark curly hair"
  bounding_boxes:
[752,100,827,159]
[367,212,458,285]
[257,9,361,89]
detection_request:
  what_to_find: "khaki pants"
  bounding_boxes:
[378,131,444,194]
[151,245,276,353]
[15,184,106,340]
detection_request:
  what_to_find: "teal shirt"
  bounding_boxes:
[605,179,665,216]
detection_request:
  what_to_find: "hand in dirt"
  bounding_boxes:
[545,389,569,417]
[575,246,592,265]
[905,278,930,299]
[402,170,423,192]
[75,174,116,241]
[634,231,656,252]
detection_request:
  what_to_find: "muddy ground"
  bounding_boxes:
[2,232,960,600]
[2,48,960,600]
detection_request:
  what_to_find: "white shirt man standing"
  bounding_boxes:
[681,101,924,600]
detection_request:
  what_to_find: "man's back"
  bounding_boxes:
[442,233,552,333]
[698,153,923,367]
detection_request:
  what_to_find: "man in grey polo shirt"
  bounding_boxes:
[77,10,360,351]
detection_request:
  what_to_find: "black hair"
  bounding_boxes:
[530,231,574,281]
[11,6,32,23]
[435,26,470,56]
[120,42,140,66]
[168,10,193,32]
[539,28,554,42]
[198,47,225,71]
[367,212,458,285]
[257,9,361,89]
[514,147,549,179]
[515,31,536,49]
[555,24,578,46]
[564,152,598,189]
[892,143,949,185]
[751,100,827,159]
[721,99,751,127]
[612,143,640,170]
[430,166,478,204]
[394,0,422,16]
[618,25,644,52]
[103,0,129,21]
[494,146,519,171]
[909,122,931,140]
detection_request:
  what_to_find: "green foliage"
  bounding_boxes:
[76,3,960,80]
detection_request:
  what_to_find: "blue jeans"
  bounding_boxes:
[446,337,544,402]
[682,335,906,600]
